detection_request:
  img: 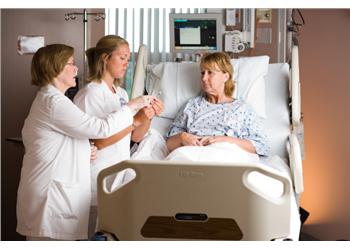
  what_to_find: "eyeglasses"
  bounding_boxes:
[66,62,77,66]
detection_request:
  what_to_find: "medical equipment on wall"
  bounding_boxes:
[242,8,255,49]
[169,13,223,62]
[169,13,223,54]
[169,10,255,57]
[95,44,304,240]
[226,9,236,26]
[224,9,255,53]
[224,31,245,53]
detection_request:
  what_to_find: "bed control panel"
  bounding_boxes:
[140,215,243,240]
[175,213,208,221]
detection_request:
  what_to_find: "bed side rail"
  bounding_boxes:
[291,45,305,157]
[287,133,304,195]
[291,45,301,128]
[289,45,304,196]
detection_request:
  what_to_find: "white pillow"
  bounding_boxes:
[145,56,269,119]
[146,62,201,119]
[232,55,270,118]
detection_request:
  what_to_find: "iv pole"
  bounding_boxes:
[64,9,105,85]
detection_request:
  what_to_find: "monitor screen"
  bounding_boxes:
[169,13,222,54]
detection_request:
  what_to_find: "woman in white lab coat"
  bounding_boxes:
[74,35,163,237]
[16,44,154,240]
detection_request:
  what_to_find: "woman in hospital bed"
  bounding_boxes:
[165,52,269,163]
[73,35,163,237]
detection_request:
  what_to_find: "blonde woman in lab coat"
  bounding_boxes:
[16,44,154,240]
[74,35,163,237]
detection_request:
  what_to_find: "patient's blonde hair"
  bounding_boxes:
[200,52,234,97]
[86,35,129,84]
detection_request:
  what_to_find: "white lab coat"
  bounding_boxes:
[16,84,133,240]
[74,81,133,206]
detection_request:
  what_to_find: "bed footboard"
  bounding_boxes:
[97,160,300,241]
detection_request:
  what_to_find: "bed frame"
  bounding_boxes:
[96,45,303,240]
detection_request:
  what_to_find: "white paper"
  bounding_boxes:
[17,35,44,55]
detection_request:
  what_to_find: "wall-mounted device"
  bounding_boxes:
[224,31,245,53]
[256,8,272,23]
[224,9,255,53]
[242,9,255,49]
[226,9,236,26]
[169,13,223,54]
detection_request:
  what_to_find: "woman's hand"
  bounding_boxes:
[180,132,202,146]
[90,142,97,161]
[133,107,154,127]
[127,95,156,114]
[200,136,257,154]
[150,98,164,116]
[140,106,156,120]
[131,97,163,128]
[200,135,228,146]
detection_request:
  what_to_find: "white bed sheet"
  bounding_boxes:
[131,128,291,179]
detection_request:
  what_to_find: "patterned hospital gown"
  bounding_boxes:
[167,94,269,156]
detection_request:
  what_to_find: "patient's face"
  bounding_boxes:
[106,44,131,79]
[200,65,229,96]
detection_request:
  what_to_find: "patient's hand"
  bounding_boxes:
[180,132,202,146]
[200,136,228,146]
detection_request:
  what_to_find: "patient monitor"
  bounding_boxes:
[169,13,223,56]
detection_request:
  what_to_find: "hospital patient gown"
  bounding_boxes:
[167,94,269,156]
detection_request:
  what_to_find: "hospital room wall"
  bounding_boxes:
[0,9,104,240]
[299,9,350,240]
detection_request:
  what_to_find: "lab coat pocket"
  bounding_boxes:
[47,180,80,219]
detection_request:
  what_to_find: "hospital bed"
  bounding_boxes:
[96,45,303,240]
